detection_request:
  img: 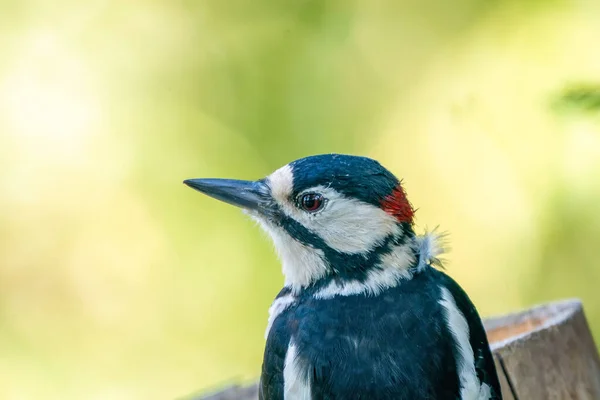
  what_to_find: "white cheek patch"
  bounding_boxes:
[307,188,401,254]
[439,288,491,400]
[270,183,401,255]
[253,216,329,291]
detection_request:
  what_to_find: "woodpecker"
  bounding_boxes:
[184,154,502,400]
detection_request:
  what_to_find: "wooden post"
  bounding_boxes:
[188,299,600,400]
[485,299,600,399]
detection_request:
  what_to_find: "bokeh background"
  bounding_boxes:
[1,0,600,398]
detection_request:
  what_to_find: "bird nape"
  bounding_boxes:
[184,153,502,400]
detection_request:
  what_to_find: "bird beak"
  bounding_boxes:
[183,178,271,214]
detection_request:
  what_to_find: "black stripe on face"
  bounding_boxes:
[279,214,414,283]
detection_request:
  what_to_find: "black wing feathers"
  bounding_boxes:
[259,270,502,400]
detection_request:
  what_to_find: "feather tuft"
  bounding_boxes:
[414,227,449,271]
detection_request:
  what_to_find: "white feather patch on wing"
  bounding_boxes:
[439,287,491,400]
[314,243,415,299]
[283,341,311,400]
[265,293,295,339]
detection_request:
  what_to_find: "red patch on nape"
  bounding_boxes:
[381,185,415,224]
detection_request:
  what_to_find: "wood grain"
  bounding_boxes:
[485,299,600,400]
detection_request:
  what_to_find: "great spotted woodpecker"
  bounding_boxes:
[185,154,502,400]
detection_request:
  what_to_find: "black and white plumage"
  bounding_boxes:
[184,154,502,400]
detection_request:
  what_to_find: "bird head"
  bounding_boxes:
[185,154,428,295]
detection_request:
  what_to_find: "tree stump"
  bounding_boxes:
[188,299,600,399]
[485,299,600,399]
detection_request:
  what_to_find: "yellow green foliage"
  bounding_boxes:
[1,0,599,398]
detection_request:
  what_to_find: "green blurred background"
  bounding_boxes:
[1,0,600,398]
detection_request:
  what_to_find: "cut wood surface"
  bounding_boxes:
[188,299,600,400]
[485,299,600,400]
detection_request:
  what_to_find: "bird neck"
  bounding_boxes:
[285,222,423,296]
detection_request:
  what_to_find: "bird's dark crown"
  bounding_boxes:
[290,154,399,206]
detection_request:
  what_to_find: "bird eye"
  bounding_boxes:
[298,193,324,212]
